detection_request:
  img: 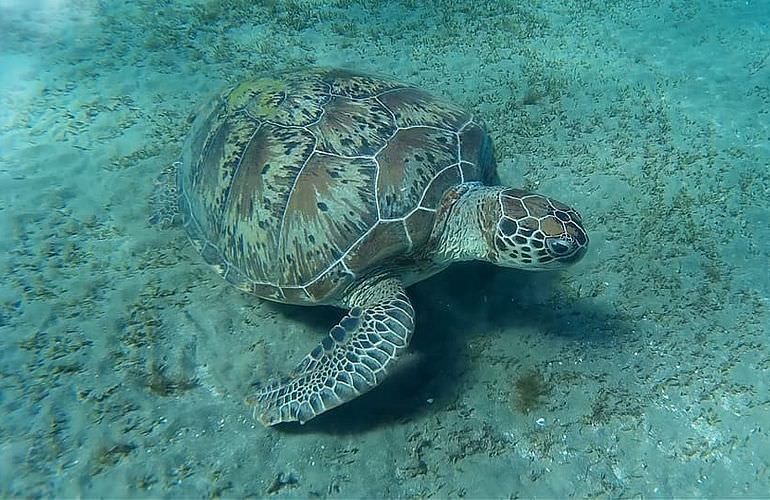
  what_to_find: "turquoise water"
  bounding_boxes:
[1,0,769,497]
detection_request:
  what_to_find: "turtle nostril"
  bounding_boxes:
[546,237,574,256]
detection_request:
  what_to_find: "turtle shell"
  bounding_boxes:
[178,68,496,305]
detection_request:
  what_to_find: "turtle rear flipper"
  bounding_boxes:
[148,162,180,228]
[254,277,414,426]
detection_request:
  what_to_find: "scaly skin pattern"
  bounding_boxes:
[254,276,413,426]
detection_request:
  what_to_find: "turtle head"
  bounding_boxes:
[487,188,588,270]
[433,184,587,270]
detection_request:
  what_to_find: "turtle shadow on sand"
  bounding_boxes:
[265,262,625,435]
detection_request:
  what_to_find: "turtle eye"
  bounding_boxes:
[546,237,575,257]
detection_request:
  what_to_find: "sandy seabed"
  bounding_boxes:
[1,0,768,497]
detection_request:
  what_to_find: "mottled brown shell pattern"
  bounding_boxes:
[178,68,496,304]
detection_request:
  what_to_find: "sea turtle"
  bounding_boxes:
[151,67,588,426]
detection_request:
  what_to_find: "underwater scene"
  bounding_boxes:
[1,0,769,497]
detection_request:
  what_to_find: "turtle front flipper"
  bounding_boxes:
[254,277,414,426]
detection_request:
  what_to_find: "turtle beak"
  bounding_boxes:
[559,243,587,264]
